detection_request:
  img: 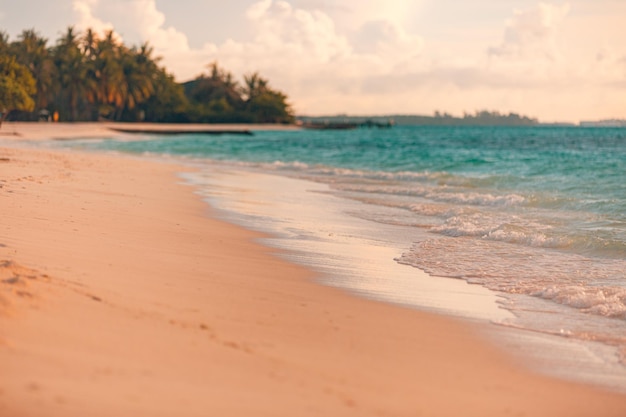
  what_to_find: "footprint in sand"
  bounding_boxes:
[0,260,50,314]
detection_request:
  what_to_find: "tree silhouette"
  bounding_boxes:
[1,27,296,124]
[0,54,36,126]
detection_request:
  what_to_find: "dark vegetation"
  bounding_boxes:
[299,110,539,127]
[0,27,294,124]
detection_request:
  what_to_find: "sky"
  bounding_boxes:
[1,0,625,122]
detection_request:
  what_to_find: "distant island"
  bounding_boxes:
[298,112,626,128]
[579,119,626,127]
[299,111,542,127]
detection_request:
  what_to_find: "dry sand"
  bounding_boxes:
[1,123,626,416]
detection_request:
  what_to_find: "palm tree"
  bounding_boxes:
[80,28,100,118]
[0,54,36,126]
[90,30,125,119]
[78,30,159,121]
[53,27,89,121]
[188,61,243,112]
[12,29,55,110]
[241,72,268,102]
[116,43,157,120]
[0,31,9,54]
[213,63,242,108]
[81,28,98,58]
[241,72,293,123]
[140,69,188,122]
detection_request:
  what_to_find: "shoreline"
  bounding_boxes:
[182,160,626,392]
[2,124,626,415]
[185,167,512,323]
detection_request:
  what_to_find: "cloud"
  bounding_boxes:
[242,0,351,63]
[73,0,116,37]
[72,0,204,76]
[120,0,190,52]
[73,0,190,50]
[488,2,570,59]
[224,0,425,72]
[482,2,625,95]
[351,20,424,61]
[302,0,421,34]
[198,1,425,105]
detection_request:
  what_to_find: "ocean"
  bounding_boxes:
[65,125,626,390]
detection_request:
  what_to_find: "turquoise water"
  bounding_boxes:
[95,126,626,257]
[74,125,626,382]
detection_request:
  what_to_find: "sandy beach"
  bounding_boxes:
[1,123,626,416]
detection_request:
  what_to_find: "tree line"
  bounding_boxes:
[433,110,538,126]
[299,110,540,127]
[0,27,294,124]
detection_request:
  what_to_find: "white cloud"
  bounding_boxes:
[72,0,206,77]
[466,2,579,97]
[488,2,570,59]
[194,0,425,112]
[480,2,625,93]
[121,0,189,52]
[73,0,116,37]
[73,0,190,51]
[351,20,424,62]
[243,0,351,63]
[302,0,422,34]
